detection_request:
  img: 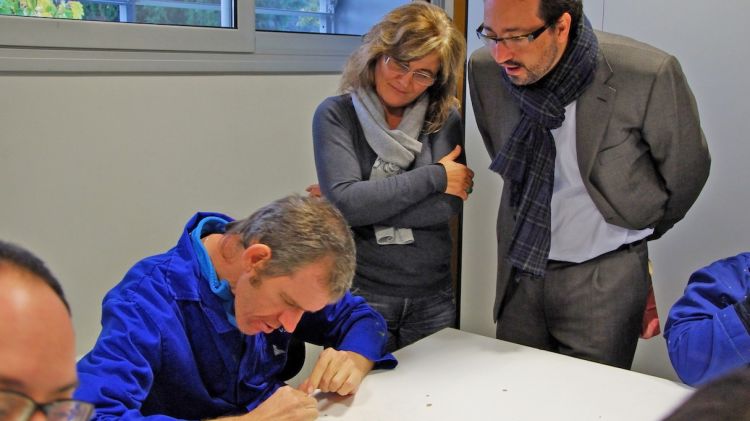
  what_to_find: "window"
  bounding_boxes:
[0,0,448,73]
[0,0,250,53]
[0,0,233,28]
[256,0,409,36]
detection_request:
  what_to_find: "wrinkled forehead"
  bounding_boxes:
[285,259,337,309]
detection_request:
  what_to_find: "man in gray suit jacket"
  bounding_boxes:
[468,0,710,368]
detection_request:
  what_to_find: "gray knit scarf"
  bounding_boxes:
[351,87,428,245]
[489,16,599,277]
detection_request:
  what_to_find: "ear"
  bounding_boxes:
[241,243,272,272]
[554,11,573,42]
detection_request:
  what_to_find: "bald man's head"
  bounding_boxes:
[0,240,70,312]
[0,241,78,407]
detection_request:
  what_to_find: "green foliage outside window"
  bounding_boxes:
[0,0,84,18]
[135,2,220,26]
[0,0,345,31]
[79,2,117,22]
[77,1,220,26]
[256,0,327,33]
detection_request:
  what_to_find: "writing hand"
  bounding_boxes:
[240,386,318,421]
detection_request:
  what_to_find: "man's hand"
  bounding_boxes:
[438,145,474,201]
[214,386,317,421]
[299,349,374,396]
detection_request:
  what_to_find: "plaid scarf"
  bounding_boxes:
[489,16,598,277]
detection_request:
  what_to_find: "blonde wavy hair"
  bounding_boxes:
[338,1,466,134]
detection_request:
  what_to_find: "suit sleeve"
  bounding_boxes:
[664,253,750,386]
[313,97,448,227]
[642,55,710,238]
[294,291,397,369]
[468,53,500,160]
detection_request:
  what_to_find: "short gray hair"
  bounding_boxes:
[225,195,356,299]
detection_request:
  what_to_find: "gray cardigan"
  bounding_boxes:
[313,94,464,297]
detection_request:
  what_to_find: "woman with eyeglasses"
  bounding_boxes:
[310,1,473,352]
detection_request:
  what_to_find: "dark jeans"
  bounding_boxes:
[352,285,456,353]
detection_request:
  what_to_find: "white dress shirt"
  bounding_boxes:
[548,102,652,263]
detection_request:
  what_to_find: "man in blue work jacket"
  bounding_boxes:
[665,252,750,386]
[76,195,396,420]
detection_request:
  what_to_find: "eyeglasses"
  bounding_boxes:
[475,23,550,50]
[382,55,437,87]
[0,390,94,421]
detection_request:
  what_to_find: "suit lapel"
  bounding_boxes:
[576,51,615,178]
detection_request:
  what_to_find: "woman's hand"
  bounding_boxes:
[438,145,474,200]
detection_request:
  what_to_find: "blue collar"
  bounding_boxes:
[189,216,237,328]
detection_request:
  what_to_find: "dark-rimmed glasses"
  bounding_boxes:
[0,390,94,421]
[475,23,550,50]
[382,55,437,87]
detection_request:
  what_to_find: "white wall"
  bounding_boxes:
[0,74,340,354]
[462,0,750,381]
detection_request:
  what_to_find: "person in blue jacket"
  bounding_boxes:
[664,252,750,386]
[75,195,396,420]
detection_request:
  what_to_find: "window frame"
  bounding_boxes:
[0,0,450,74]
[0,0,254,53]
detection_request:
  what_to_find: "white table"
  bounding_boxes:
[315,328,693,420]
